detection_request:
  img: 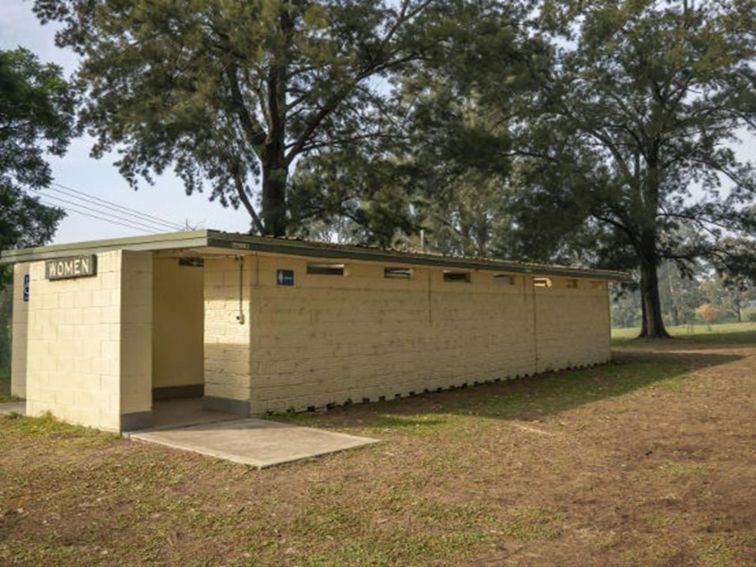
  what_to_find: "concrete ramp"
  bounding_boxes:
[127,418,378,468]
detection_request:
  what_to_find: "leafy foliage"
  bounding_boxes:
[289,0,538,252]
[288,142,421,248]
[518,0,755,336]
[403,0,756,337]
[698,303,717,325]
[34,0,451,235]
[0,48,74,277]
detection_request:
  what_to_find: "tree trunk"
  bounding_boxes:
[261,7,291,238]
[638,241,671,339]
[261,160,288,236]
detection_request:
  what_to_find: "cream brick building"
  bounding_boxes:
[1,230,624,432]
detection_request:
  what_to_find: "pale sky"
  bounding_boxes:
[2,0,754,246]
[2,0,252,244]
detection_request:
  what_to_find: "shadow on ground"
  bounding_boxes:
[276,348,746,431]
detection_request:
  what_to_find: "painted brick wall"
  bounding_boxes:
[245,254,611,414]
[203,256,252,405]
[534,279,611,372]
[152,255,204,389]
[11,263,29,398]
[18,246,612,426]
[24,250,153,431]
[120,251,153,419]
[25,251,123,430]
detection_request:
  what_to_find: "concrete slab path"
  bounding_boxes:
[150,398,238,430]
[127,418,378,468]
[0,402,25,417]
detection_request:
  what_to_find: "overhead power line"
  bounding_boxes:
[39,192,175,234]
[48,182,184,231]
[37,198,154,234]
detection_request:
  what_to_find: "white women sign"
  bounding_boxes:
[45,255,98,280]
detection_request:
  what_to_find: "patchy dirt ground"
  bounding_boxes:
[1,337,754,566]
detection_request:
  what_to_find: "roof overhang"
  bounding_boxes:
[0,230,210,264]
[1,229,630,281]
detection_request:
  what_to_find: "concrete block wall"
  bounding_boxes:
[16,245,613,427]
[152,255,204,391]
[534,279,611,372]
[203,256,252,413]
[25,251,124,430]
[11,263,29,398]
[119,251,153,426]
[245,254,611,414]
[24,250,154,431]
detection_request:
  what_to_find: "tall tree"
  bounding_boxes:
[0,48,74,373]
[0,48,75,276]
[35,0,446,236]
[286,0,540,250]
[500,0,756,338]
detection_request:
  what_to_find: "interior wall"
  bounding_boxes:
[151,256,204,393]
[202,256,253,415]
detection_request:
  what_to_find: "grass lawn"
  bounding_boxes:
[1,334,755,565]
[612,320,756,346]
[0,367,10,403]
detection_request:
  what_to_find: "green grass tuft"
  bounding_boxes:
[644,512,678,528]
[695,533,756,566]
[612,321,756,346]
[654,462,707,477]
[1,412,116,445]
[500,506,566,542]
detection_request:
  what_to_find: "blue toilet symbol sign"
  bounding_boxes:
[276,269,294,286]
[23,274,30,302]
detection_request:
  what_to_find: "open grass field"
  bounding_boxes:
[1,332,755,566]
[612,321,756,345]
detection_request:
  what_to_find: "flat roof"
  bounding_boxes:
[0,229,629,280]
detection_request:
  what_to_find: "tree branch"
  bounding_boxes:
[232,172,265,234]
[225,64,268,148]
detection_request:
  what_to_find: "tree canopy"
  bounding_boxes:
[0,48,75,276]
[288,0,536,250]
[431,0,756,337]
[34,0,456,236]
[27,0,756,340]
